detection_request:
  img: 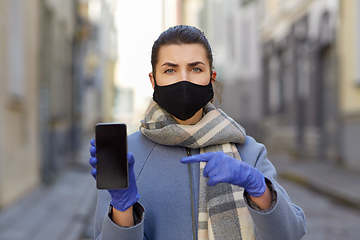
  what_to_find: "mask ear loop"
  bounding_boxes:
[210,71,214,84]
[209,70,216,104]
[153,73,158,87]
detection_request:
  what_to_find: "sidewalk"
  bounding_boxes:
[0,136,97,240]
[269,153,360,211]
[2,143,358,240]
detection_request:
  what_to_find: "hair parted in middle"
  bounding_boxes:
[150,25,213,78]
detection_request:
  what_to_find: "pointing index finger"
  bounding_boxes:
[181,152,213,164]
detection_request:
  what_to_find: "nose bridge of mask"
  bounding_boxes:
[153,74,190,86]
[154,74,212,87]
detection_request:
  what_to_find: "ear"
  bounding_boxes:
[149,72,155,89]
[211,70,217,84]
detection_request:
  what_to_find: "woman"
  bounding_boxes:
[89,25,306,240]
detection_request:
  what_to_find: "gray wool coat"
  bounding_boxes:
[94,131,306,240]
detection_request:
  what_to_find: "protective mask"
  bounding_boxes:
[153,79,214,121]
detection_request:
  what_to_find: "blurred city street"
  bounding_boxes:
[1,0,360,239]
[278,179,360,240]
[1,146,360,239]
[0,134,97,240]
[270,154,360,240]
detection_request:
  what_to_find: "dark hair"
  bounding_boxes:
[151,25,213,78]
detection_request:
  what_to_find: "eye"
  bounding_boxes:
[164,69,175,74]
[192,67,202,72]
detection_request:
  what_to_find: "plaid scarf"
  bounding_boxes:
[140,101,255,240]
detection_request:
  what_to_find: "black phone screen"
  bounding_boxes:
[95,123,128,189]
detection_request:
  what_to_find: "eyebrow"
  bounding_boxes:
[161,62,178,67]
[188,61,205,67]
[161,61,206,67]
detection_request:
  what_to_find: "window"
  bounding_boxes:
[114,87,134,115]
[240,18,251,69]
[269,54,280,114]
[7,0,25,101]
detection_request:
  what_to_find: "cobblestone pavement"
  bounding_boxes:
[278,177,360,240]
[269,154,360,211]
[2,140,359,240]
[269,152,360,240]
[0,135,97,240]
[0,166,97,240]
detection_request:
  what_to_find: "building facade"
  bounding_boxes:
[0,0,117,210]
[197,0,263,141]
[38,0,79,183]
[175,0,360,169]
[338,0,360,169]
[0,0,82,209]
[0,0,42,209]
[79,0,118,133]
[258,0,360,168]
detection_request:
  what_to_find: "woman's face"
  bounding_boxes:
[149,43,216,87]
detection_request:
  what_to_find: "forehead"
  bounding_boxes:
[157,44,208,64]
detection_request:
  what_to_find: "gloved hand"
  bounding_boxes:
[181,152,266,197]
[89,139,140,211]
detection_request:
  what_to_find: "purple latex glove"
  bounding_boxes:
[89,139,140,211]
[181,151,266,197]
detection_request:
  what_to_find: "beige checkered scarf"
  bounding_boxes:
[140,101,255,240]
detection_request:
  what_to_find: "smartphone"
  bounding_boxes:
[95,123,129,189]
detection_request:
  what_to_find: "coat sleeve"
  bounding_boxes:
[94,190,146,240]
[238,136,306,240]
[93,131,154,240]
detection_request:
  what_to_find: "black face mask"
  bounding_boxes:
[153,79,214,121]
